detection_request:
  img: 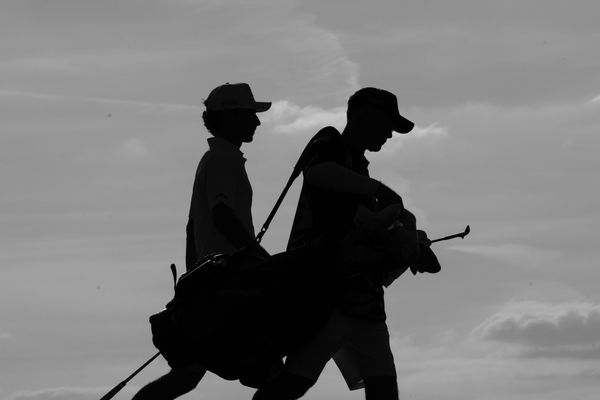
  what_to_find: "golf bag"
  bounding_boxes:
[149,241,338,387]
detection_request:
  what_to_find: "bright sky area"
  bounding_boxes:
[1,1,599,399]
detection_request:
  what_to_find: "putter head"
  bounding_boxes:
[460,225,471,239]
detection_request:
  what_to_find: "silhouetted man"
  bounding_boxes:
[253,87,414,400]
[133,82,271,400]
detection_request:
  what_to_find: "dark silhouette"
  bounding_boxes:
[97,85,456,400]
[252,87,439,400]
[127,87,443,400]
[131,82,271,400]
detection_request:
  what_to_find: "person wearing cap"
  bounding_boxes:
[133,82,271,400]
[185,82,271,267]
[252,87,416,400]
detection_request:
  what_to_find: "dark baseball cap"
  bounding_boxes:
[348,87,414,133]
[204,82,271,112]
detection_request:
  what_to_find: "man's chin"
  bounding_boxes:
[367,143,384,152]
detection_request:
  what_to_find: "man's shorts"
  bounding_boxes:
[284,308,396,390]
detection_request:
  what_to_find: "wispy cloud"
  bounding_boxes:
[410,123,449,139]
[115,138,151,160]
[387,323,600,400]
[264,100,346,134]
[0,89,201,111]
[7,387,114,400]
[448,243,561,269]
[375,122,449,154]
[0,0,359,108]
[472,301,600,358]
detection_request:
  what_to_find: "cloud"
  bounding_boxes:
[264,100,450,143]
[115,138,151,160]
[448,243,561,269]
[299,1,600,108]
[264,100,346,134]
[0,0,359,107]
[410,123,449,139]
[0,89,63,101]
[375,122,449,154]
[0,89,200,111]
[591,94,600,104]
[386,327,600,400]
[472,301,600,358]
[6,387,120,400]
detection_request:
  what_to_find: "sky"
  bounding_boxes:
[1,0,599,399]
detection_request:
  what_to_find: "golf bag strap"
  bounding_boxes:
[255,126,339,244]
[255,172,297,243]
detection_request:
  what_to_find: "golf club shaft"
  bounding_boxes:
[430,225,470,244]
[99,352,161,400]
[431,233,464,243]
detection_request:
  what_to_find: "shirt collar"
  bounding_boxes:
[207,137,246,161]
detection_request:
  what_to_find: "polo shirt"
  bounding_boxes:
[287,127,375,250]
[187,137,254,265]
[287,127,385,321]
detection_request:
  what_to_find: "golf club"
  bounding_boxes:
[430,225,470,244]
[99,351,161,400]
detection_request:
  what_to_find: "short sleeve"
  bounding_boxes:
[205,154,239,210]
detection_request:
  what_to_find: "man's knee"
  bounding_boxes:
[253,372,316,400]
[364,375,398,400]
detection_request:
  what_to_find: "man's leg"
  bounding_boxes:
[132,365,206,400]
[335,319,398,400]
[253,309,352,400]
[252,371,315,400]
[364,376,398,400]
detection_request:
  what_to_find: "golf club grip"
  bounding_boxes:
[99,381,126,400]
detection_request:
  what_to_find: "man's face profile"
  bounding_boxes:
[354,106,394,152]
[221,108,261,143]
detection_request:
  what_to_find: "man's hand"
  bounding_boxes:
[375,182,404,209]
[417,230,431,247]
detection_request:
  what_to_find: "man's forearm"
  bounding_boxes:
[305,162,379,195]
[211,203,255,249]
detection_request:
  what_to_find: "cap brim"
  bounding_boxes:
[394,114,414,134]
[253,101,272,112]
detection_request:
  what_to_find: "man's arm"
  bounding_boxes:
[186,203,258,270]
[305,162,404,209]
[213,204,269,259]
[186,219,198,269]
[211,202,255,249]
[305,162,378,194]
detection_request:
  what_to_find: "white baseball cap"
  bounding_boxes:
[204,82,271,112]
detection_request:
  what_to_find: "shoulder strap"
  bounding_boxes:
[292,126,341,178]
[255,126,340,243]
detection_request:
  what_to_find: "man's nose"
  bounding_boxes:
[254,114,261,126]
